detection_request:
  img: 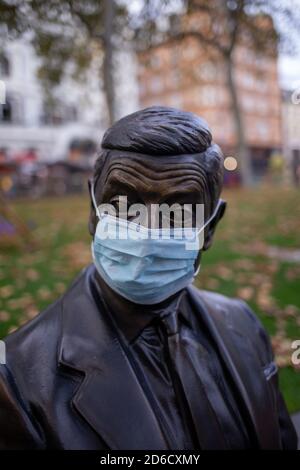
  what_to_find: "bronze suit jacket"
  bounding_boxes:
[0,264,297,449]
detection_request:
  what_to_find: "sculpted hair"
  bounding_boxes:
[101,106,212,155]
[93,106,224,208]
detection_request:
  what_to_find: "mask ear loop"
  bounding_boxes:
[193,198,222,277]
[194,263,201,277]
[196,198,222,236]
[91,180,101,219]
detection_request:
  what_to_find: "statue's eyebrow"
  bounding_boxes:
[103,177,140,199]
[162,189,201,204]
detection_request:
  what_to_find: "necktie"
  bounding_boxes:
[159,308,228,450]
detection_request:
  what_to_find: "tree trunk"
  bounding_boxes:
[224,54,253,186]
[103,0,116,126]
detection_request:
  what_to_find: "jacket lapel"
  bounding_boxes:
[57,265,281,449]
[188,285,281,449]
[58,266,168,450]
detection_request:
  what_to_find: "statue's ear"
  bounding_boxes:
[88,178,97,236]
[203,199,226,251]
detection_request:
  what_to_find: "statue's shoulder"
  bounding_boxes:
[189,283,247,315]
[188,284,270,350]
[2,266,91,366]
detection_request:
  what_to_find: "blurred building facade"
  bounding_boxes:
[138,35,282,181]
[282,89,300,186]
[0,41,139,163]
[0,40,139,197]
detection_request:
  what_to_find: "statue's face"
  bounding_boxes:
[89,152,222,250]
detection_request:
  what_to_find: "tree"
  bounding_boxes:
[0,0,28,39]
[0,0,129,126]
[133,0,300,185]
[1,0,299,165]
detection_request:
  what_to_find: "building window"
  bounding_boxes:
[169,70,181,88]
[0,97,12,122]
[150,55,161,69]
[196,62,217,82]
[139,82,147,97]
[167,93,182,108]
[66,105,77,122]
[256,121,269,139]
[198,85,218,106]
[149,77,163,94]
[170,48,180,67]
[0,54,10,77]
[0,94,23,124]
[182,45,198,60]
[40,99,78,125]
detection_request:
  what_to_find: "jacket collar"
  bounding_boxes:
[58,265,169,450]
[187,285,281,449]
[57,264,280,450]
[109,287,187,343]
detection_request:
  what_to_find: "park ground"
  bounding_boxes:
[0,186,300,412]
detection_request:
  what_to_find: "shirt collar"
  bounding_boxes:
[110,288,188,343]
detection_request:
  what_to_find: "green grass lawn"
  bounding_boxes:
[1,186,300,412]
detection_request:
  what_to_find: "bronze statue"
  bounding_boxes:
[0,107,297,449]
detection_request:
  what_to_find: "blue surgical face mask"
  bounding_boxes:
[90,183,221,305]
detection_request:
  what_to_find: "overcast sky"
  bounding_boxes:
[279,54,300,91]
[275,0,300,91]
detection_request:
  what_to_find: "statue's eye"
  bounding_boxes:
[159,205,194,228]
[110,196,133,219]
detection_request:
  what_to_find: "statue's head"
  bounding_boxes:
[89,105,225,252]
